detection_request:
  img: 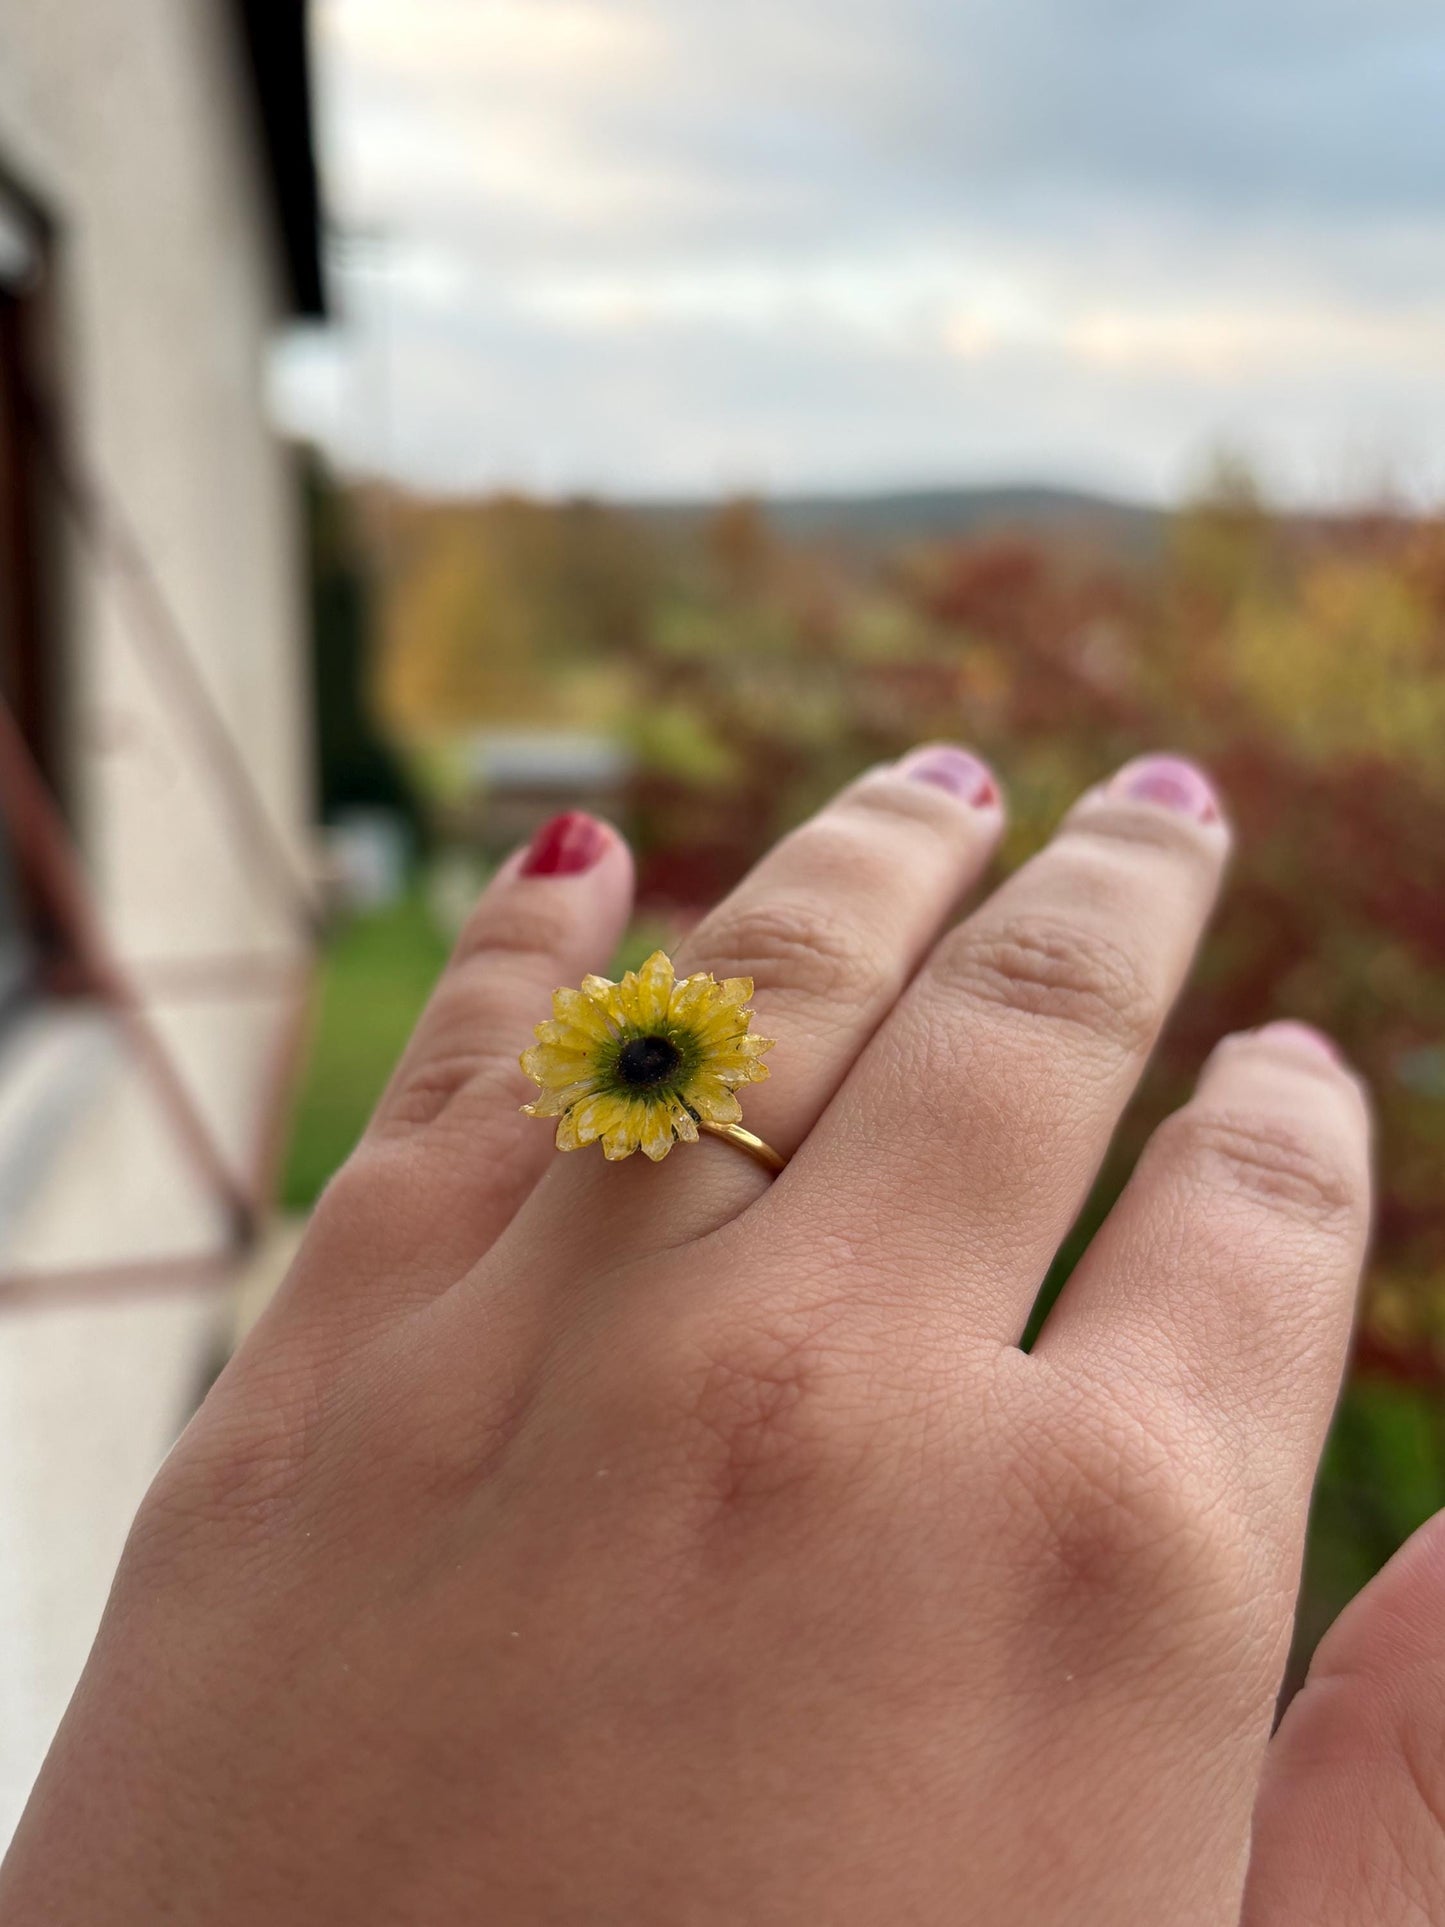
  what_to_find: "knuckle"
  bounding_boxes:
[371,950,552,1138]
[377,1041,520,1135]
[930,910,1158,1055]
[1004,1393,1257,1667]
[689,895,883,1008]
[453,898,575,976]
[779,816,915,899]
[128,1362,320,1575]
[1064,804,1220,875]
[685,1337,824,1518]
[294,1145,450,1297]
[838,778,973,844]
[613,1310,869,1528]
[1157,1105,1365,1231]
[311,1139,417,1240]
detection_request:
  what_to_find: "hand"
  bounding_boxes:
[0,749,1428,1924]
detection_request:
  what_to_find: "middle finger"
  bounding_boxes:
[778,754,1230,1343]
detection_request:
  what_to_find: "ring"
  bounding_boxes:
[520,949,783,1170]
[696,1119,788,1175]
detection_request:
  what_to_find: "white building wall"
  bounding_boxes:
[0,0,316,1843]
[1,0,310,944]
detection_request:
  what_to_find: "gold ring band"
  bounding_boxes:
[697,1119,788,1176]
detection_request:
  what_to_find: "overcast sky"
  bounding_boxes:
[270,0,1445,505]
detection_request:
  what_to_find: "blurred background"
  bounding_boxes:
[1,0,1442,1843]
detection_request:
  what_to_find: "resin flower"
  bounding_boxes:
[520,950,775,1162]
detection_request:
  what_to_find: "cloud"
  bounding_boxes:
[271,0,1445,503]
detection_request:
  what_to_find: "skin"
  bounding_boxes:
[2,746,1440,1924]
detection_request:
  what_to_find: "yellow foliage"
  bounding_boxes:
[1226,556,1445,780]
[374,495,652,737]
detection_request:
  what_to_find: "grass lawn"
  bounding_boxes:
[281,891,451,1209]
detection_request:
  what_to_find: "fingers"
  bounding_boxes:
[785,755,1230,1341]
[282,813,635,1322]
[1035,1022,1371,1493]
[518,745,1005,1251]
[1245,1508,1445,1925]
[675,745,1004,1160]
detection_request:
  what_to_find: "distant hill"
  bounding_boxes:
[628,484,1163,556]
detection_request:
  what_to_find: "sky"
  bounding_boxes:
[270,0,1445,506]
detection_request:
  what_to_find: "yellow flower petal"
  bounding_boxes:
[578,974,628,1025]
[622,950,675,1030]
[524,955,773,1163]
[684,1075,744,1125]
[669,972,720,1026]
[551,987,616,1041]
[521,1042,595,1086]
[601,1101,645,1160]
[640,1102,678,1162]
[523,1079,595,1119]
[704,1035,775,1074]
[693,1000,757,1047]
[705,1059,770,1089]
[558,1091,629,1150]
[533,1017,603,1051]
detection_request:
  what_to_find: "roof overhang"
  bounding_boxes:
[228,0,326,319]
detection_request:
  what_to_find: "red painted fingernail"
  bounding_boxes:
[1110,754,1220,822]
[520,812,610,877]
[1255,1020,1342,1064]
[898,744,1000,808]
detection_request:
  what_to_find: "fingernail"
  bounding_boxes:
[1254,1020,1342,1065]
[898,744,999,808]
[1110,754,1220,823]
[520,812,610,877]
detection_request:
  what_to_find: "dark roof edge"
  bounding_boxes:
[228,0,326,318]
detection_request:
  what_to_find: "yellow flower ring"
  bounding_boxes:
[520,951,784,1172]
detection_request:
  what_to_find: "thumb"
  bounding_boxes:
[1244,1505,1445,1924]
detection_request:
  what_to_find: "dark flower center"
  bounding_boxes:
[616,1034,682,1091]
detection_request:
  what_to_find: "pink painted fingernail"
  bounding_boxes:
[1255,1020,1342,1064]
[520,812,610,877]
[1110,754,1220,822]
[898,744,1000,808]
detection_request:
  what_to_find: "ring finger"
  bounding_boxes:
[516,744,1005,1253]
